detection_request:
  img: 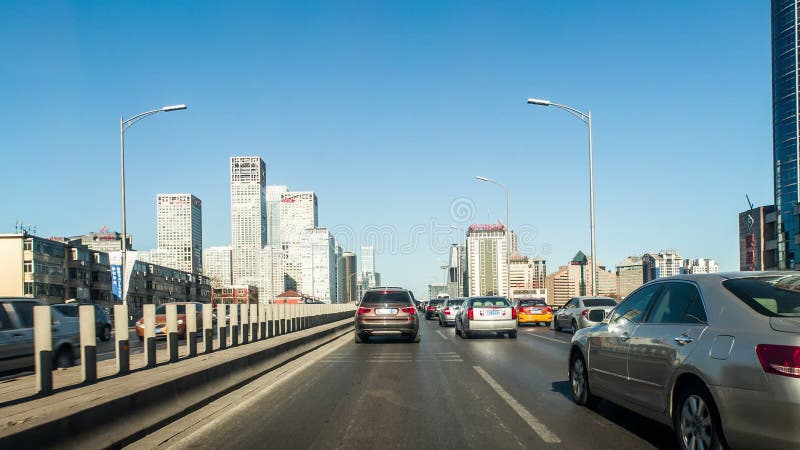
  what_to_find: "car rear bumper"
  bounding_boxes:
[468,319,517,332]
[355,318,419,336]
[440,312,457,323]
[713,380,800,449]
[519,313,552,323]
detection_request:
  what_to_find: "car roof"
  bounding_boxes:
[366,287,408,292]
[0,297,43,303]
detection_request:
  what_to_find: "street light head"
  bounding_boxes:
[527,98,551,106]
[161,104,187,112]
[475,176,491,182]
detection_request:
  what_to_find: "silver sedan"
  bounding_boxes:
[568,272,800,450]
[455,296,517,339]
[438,298,465,327]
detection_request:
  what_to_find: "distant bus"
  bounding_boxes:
[436,293,450,299]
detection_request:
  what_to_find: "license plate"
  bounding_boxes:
[376,308,397,315]
[489,310,501,316]
[530,308,542,314]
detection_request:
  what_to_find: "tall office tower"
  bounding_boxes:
[531,257,546,289]
[202,246,233,288]
[335,245,344,304]
[466,224,509,297]
[266,185,288,247]
[642,251,684,282]
[342,252,357,302]
[772,1,800,268]
[359,245,380,289]
[300,228,336,302]
[156,194,203,273]
[280,191,318,290]
[684,258,720,274]
[230,157,267,285]
[446,244,468,298]
[259,245,284,304]
[616,256,644,299]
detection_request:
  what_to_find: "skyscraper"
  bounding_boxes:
[642,251,684,282]
[466,224,509,297]
[359,245,379,290]
[266,185,288,247]
[772,1,800,268]
[156,194,203,274]
[335,245,344,304]
[616,256,644,299]
[259,245,284,303]
[342,251,357,302]
[203,246,233,287]
[280,191,318,290]
[300,228,336,302]
[230,156,267,285]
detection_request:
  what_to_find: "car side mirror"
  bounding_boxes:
[588,309,605,323]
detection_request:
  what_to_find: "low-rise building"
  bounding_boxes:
[211,285,258,305]
[616,256,644,299]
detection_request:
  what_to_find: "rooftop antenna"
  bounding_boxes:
[745,194,754,211]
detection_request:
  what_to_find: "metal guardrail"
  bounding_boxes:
[32,303,356,395]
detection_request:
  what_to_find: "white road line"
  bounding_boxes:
[473,366,561,444]
[526,333,570,345]
[436,330,448,340]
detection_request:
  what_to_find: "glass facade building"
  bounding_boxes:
[772,0,800,268]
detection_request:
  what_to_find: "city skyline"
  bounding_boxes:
[0,2,770,298]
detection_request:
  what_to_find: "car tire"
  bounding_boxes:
[569,352,596,407]
[53,346,74,369]
[463,328,471,339]
[412,333,421,343]
[100,325,111,342]
[455,324,462,336]
[508,331,517,339]
[137,334,144,342]
[674,383,726,450]
[571,319,579,333]
[554,319,562,332]
[354,332,364,344]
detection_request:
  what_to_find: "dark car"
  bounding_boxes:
[424,299,446,320]
[52,303,113,341]
[354,288,420,343]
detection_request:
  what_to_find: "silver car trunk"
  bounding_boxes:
[770,317,800,334]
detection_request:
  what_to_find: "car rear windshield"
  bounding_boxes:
[583,298,617,307]
[472,298,510,307]
[427,299,445,306]
[361,291,412,305]
[519,300,546,307]
[723,276,800,317]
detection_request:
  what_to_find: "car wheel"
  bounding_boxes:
[674,384,725,450]
[354,332,364,344]
[53,346,74,369]
[569,352,596,406]
[101,325,111,342]
[455,323,462,336]
[508,331,517,339]
[137,334,144,342]
[463,328,471,339]
[571,319,579,333]
[554,319,562,332]
[412,333,421,343]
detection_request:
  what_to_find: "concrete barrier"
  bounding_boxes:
[114,305,129,375]
[33,306,52,394]
[80,305,97,383]
[0,318,354,449]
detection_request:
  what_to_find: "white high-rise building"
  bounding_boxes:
[643,251,684,282]
[280,191,318,290]
[466,224,509,297]
[684,258,720,274]
[203,246,233,287]
[361,245,375,273]
[259,245,284,303]
[156,194,203,274]
[266,185,288,247]
[335,245,344,304]
[300,228,336,303]
[230,157,267,285]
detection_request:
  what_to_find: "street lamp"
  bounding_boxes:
[119,104,187,307]
[526,97,597,296]
[475,176,511,299]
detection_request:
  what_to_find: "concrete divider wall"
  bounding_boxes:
[0,315,355,450]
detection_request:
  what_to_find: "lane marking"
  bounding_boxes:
[525,333,570,345]
[473,365,561,444]
[436,330,448,340]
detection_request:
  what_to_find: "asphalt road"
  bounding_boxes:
[130,318,679,450]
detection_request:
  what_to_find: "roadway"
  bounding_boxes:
[128,317,678,449]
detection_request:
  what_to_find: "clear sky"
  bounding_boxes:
[0,1,773,298]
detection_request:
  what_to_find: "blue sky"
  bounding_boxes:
[0,1,772,298]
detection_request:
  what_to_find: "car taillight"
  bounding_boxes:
[756,344,800,378]
[581,309,589,317]
[357,307,372,315]
[427,306,435,310]
[401,306,416,314]
[444,308,451,314]
[511,308,517,320]
[467,307,474,320]
[544,307,552,313]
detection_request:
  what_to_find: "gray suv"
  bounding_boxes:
[0,298,80,373]
[354,288,420,343]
